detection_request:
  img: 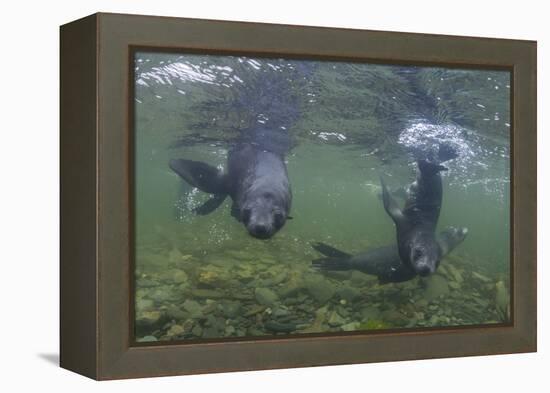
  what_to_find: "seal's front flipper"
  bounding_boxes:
[312,257,353,271]
[380,176,406,226]
[311,242,352,258]
[169,159,228,194]
[194,194,227,215]
[436,226,468,257]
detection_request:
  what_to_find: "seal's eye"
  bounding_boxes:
[273,211,285,226]
[241,208,252,224]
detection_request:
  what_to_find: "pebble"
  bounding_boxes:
[244,305,266,317]
[225,325,236,335]
[416,299,429,308]
[424,275,450,301]
[197,265,232,288]
[495,281,509,317]
[235,266,255,283]
[472,271,491,283]
[168,248,184,264]
[336,286,360,302]
[255,287,279,306]
[265,320,297,333]
[382,310,405,324]
[191,289,225,299]
[360,306,381,321]
[202,327,219,338]
[222,301,242,318]
[150,288,173,303]
[304,276,335,303]
[137,335,158,343]
[135,311,164,333]
[166,324,185,337]
[447,265,464,283]
[172,270,188,283]
[272,307,290,317]
[166,305,187,320]
[341,322,359,331]
[262,271,288,286]
[182,299,203,317]
[136,298,155,312]
[191,325,203,337]
[328,311,346,327]
[448,281,461,290]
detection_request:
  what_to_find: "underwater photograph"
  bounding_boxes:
[132,51,511,343]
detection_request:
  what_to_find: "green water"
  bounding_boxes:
[133,52,510,342]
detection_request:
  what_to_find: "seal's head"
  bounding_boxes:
[240,192,289,239]
[408,231,441,277]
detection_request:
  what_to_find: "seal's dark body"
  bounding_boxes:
[312,227,467,283]
[169,130,292,239]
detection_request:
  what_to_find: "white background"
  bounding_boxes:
[0,0,546,391]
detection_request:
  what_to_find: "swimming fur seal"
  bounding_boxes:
[380,145,457,276]
[311,226,468,284]
[169,130,292,239]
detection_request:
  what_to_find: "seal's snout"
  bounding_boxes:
[253,224,268,235]
[416,264,433,277]
[248,223,272,239]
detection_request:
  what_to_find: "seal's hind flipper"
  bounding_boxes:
[311,242,352,258]
[417,159,448,175]
[312,257,353,271]
[169,159,228,194]
[380,176,406,226]
[194,194,227,215]
[437,143,458,163]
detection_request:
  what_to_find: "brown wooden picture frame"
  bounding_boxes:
[60,12,536,380]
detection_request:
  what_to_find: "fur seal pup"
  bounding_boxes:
[312,226,468,284]
[380,145,457,276]
[169,130,292,239]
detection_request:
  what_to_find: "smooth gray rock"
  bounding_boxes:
[136,298,155,312]
[137,335,158,342]
[328,311,346,327]
[182,299,203,317]
[336,286,361,302]
[360,306,381,321]
[255,287,279,306]
[304,276,335,303]
[166,305,187,320]
[222,301,242,318]
[425,275,450,301]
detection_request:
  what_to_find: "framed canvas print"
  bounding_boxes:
[60,13,536,380]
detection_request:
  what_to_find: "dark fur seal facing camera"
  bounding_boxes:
[169,133,292,239]
[380,145,458,276]
[312,226,468,284]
